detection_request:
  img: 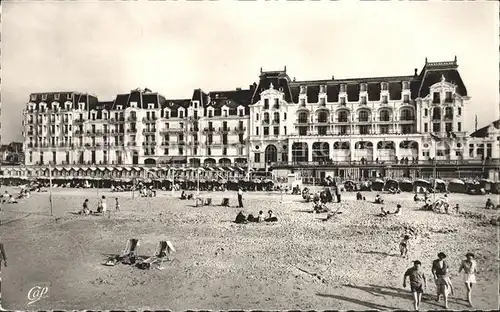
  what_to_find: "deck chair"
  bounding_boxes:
[221,198,229,207]
[139,241,175,270]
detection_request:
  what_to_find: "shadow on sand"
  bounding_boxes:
[360,250,400,257]
[293,209,314,213]
[316,292,398,310]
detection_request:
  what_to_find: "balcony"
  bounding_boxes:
[272,119,280,125]
[127,116,137,122]
[262,119,270,125]
[294,119,309,125]
[142,128,157,134]
[219,127,230,133]
[127,128,137,134]
[127,142,137,146]
[160,142,169,147]
[142,141,157,146]
[444,115,453,121]
[27,130,35,135]
[142,117,158,123]
[74,118,84,124]
[190,128,199,133]
[178,141,186,146]
[378,117,391,122]
[444,98,453,103]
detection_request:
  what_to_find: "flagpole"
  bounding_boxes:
[48,163,53,217]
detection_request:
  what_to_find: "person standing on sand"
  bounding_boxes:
[458,252,477,307]
[115,198,120,212]
[237,187,244,208]
[403,260,427,311]
[432,252,454,309]
[0,242,6,306]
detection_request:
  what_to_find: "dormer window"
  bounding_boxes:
[208,109,213,118]
[148,104,154,109]
[381,83,388,91]
[79,103,84,110]
[445,92,453,102]
[238,109,244,117]
[319,98,326,106]
[300,86,306,94]
[264,99,269,109]
[403,82,410,90]
[381,95,388,104]
[340,97,346,105]
[360,96,367,105]
[131,102,137,108]
[65,103,71,110]
[360,84,367,92]
[433,92,440,104]
[30,94,37,101]
[91,112,97,120]
[320,85,326,93]
[340,84,346,93]
[116,105,122,110]
[403,95,410,103]
[67,94,72,100]
[103,112,108,119]
[42,94,48,101]
[300,99,306,106]
[179,111,184,118]
[54,94,60,100]
[223,110,228,117]
[165,110,170,119]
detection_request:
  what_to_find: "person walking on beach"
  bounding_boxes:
[403,260,427,311]
[0,242,7,306]
[432,252,454,309]
[400,235,410,258]
[458,252,477,307]
[115,197,120,212]
[237,187,244,208]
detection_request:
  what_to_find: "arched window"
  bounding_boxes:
[444,107,453,119]
[379,110,390,122]
[400,108,414,121]
[298,112,308,123]
[359,110,370,122]
[317,111,329,123]
[338,111,349,122]
[292,142,308,162]
[432,107,441,120]
[265,145,278,163]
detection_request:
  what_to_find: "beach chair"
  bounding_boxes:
[221,198,229,207]
[138,241,176,270]
[204,198,212,206]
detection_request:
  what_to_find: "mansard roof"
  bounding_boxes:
[470,119,500,138]
[417,60,467,97]
[251,69,294,104]
[112,88,167,110]
[161,99,191,110]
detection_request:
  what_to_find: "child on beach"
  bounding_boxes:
[400,235,410,258]
[115,198,120,211]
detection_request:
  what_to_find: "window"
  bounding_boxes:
[284,126,287,135]
[340,97,346,105]
[340,84,346,92]
[254,153,261,163]
[179,148,183,155]
[445,92,453,102]
[403,95,410,103]
[30,94,36,101]
[239,134,244,143]
[52,151,56,164]
[458,107,462,115]
[29,152,33,163]
[42,94,48,100]
[239,147,244,155]
[402,125,413,134]
[432,123,441,132]
[360,96,367,104]
[381,95,388,104]
[317,126,327,135]
[338,111,348,122]
[206,147,212,156]
[433,92,440,104]
[263,127,269,136]
[381,83,388,91]
[380,126,389,134]
[256,127,259,136]
[273,126,279,135]
[284,112,287,120]
[358,110,369,122]
[208,110,213,117]
[424,109,428,117]
[457,122,462,132]
[424,123,428,132]
[379,110,390,122]
[360,125,370,135]
[273,112,279,122]
[179,134,184,142]
[445,123,452,132]
[255,113,259,121]
[432,107,441,120]
[179,111,184,118]
[222,148,227,156]
[264,99,269,109]
[222,134,228,144]
[319,98,326,105]
[274,98,279,108]
[360,83,367,91]
[300,99,306,106]
[403,82,410,90]
[299,127,307,135]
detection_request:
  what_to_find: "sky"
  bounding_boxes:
[1,0,499,142]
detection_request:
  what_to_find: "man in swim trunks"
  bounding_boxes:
[404,260,427,311]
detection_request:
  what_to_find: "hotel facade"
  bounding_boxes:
[21,58,500,172]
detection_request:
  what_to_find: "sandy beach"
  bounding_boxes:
[1,187,498,310]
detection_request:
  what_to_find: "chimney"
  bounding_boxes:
[414,68,418,76]
[332,75,335,80]
[236,88,241,91]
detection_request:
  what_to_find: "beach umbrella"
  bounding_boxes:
[449,179,465,185]
[262,178,274,184]
[448,179,467,193]
[371,179,384,191]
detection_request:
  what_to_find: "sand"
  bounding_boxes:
[1,187,498,310]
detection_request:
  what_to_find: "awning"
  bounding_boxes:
[226,167,234,172]
[450,179,465,185]
[133,167,141,171]
[106,167,114,171]
[72,167,79,171]
[98,167,106,171]
[218,167,225,172]
[149,167,158,172]
[434,179,446,184]
[208,167,215,172]
[64,167,71,171]
[125,167,132,171]
[237,167,245,172]
[89,167,97,171]
[373,179,384,184]
[56,167,63,171]
[115,167,123,171]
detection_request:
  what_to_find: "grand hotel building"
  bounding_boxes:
[22,58,500,171]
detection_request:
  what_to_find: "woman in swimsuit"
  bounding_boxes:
[458,252,477,307]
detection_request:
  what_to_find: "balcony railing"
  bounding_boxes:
[262,119,270,125]
[378,117,391,122]
[127,128,137,133]
[127,116,137,122]
[142,128,157,133]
